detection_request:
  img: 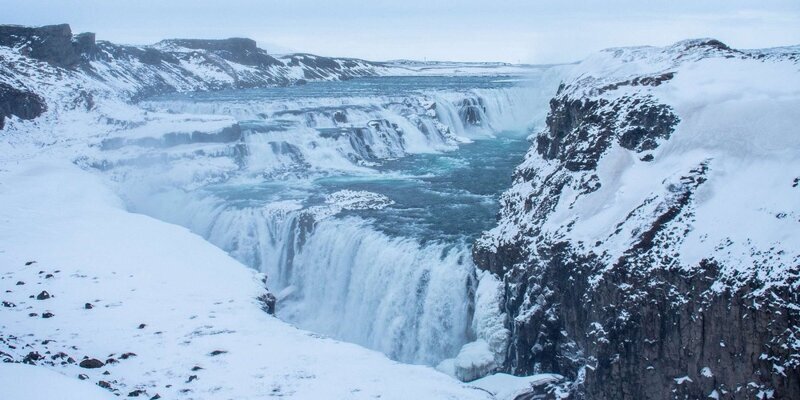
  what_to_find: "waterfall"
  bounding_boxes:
[116,73,566,368]
[124,189,474,364]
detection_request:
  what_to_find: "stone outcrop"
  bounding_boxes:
[0,24,94,68]
[158,38,282,68]
[0,83,46,129]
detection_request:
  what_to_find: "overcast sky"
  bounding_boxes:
[2,0,799,63]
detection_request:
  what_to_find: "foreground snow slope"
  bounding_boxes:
[0,363,115,400]
[0,161,489,400]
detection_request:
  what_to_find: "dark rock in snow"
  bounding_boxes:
[0,83,47,130]
[257,293,276,315]
[137,323,146,329]
[79,358,105,369]
[41,312,54,318]
[84,302,93,309]
[36,291,50,300]
[78,373,89,380]
[186,375,198,383]
[208,350,227,356]
[128,389,147,397]
[23,351,44,364]
[97,380,112,389]
[0,24,94,67]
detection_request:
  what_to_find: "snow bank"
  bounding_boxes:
[0,363,115,400]
[469,373,563,400]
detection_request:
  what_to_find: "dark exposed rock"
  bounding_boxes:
[160,38,281,68]
[24,261,36,266]
[0,24,95,68]
[150,395,161,400]
[23,351,44,364]
[208,350,227,356]
[78,373,89,380]
[137,323,146,329]
[332,110,347,123]
[16,281,25,285]
[128,389,147,397]
[79,358,105,369]
[535,93,678,172]
[97,380,112,389]
[36,290,51,300]
[85,302,94,309]
[257,292,276,315]
[186,375,198,383]
[0,83,47,130]
[459,97,486,126]
[1,301,14,307]
[41,312,54,319]
[120,352,137,359]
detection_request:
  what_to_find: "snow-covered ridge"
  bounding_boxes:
[3,23,397,93]
[474,39,800,398]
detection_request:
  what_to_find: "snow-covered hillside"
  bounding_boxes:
[0,161,495,400]
[474,39,800,399]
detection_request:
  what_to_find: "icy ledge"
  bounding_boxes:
[0,161,488,400]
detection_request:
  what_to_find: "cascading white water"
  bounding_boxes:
[118,72,566,368]
[124,189,474,364]
[277,218,474,365]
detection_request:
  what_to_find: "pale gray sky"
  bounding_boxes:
[2,0,799,63]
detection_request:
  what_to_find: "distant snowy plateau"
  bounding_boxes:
[0,23,798,400]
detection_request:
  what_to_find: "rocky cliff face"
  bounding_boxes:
[0,24,89,67]
[474,40,800,399]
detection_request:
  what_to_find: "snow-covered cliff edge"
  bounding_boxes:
[474,39,800,399]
